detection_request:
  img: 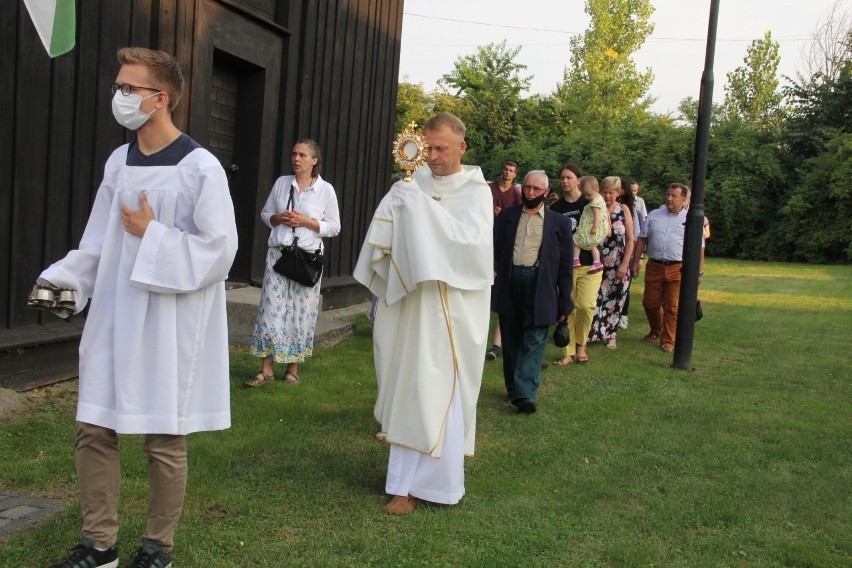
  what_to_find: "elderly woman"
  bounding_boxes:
[588,176,634,349]
[246,139,341,386]
[551,164,603,365]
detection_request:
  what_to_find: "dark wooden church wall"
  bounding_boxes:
[3,1,130,331]
[0,0,170,388]
[278,0,403,287]
[0,0,404,337]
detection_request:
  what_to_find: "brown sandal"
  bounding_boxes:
[245,371,274,387]
[283,372,300,384]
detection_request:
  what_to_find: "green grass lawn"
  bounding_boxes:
[1,258,850,567]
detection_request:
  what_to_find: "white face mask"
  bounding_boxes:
[111,90,159,130]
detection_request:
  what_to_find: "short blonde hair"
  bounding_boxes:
[117,47,184,111]
[601,176,622,192]
[579,176,599,193]
[424,112,466,138]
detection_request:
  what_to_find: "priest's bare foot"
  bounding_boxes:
[385,495,419,515]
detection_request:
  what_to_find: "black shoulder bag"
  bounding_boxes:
[272,184,324,287]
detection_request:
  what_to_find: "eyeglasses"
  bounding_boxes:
[111,83,161,96]
[521,184,548,192]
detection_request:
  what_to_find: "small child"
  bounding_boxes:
[573,176,610,273]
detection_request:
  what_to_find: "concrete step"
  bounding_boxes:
[226,286,367,349]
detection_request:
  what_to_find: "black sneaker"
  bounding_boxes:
[49,537,118,568]
[127,541,172,568]
[485,346,501,361]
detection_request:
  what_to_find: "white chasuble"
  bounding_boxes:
[40,145,238,435]
[354,165,493,457]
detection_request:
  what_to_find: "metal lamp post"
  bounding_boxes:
[672,0,720,370]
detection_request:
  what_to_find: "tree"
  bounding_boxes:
[552,0,655,132]
[797,0,852,84]
[676,96,725,127]
[395,78,433,134]
[703,120,785,259]
[438,40,531,166]
[783,132,852,262]
[724,31,783,126]
[386,7,848,264]
[781,56,852,261]
[784,58,852,160]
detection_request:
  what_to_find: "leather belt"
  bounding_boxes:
[649,258,682,266]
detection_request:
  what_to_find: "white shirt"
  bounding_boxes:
[634,196,648,220]
[634,196,648,234]
[262,174,341,250]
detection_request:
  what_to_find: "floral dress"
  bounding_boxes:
[589,203,631,342]
[250,248,322,363]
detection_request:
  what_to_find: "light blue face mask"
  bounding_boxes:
[111,90,159,130]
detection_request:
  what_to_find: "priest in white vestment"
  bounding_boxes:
[354,113,493,515]
[41,48,237,568]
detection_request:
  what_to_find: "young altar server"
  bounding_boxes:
[43,47,238,568]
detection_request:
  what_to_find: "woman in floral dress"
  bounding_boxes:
[589,176,634,349]
[246,140,341,387]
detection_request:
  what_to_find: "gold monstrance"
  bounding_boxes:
[392,121,429,182]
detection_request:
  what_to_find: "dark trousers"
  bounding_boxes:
[500,266,549,403]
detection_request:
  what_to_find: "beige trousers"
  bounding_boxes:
[75,421,187,552]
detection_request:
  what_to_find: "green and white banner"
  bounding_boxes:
[24,0,76,58]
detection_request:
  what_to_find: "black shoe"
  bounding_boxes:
[50,537,118,568]
[127,541,172,568]
[515,399,537,414]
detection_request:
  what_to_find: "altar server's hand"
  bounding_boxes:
[122,194,155,237]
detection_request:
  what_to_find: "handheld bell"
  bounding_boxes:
[28,283,77,316]
[28,285,56,309]
[53,289,77,316]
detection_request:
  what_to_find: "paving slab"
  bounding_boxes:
[226,287,368,349]
[0,388,25,413]
[0,492,65,537]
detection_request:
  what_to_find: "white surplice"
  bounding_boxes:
[354,165,493,477]
[39,144,238,435]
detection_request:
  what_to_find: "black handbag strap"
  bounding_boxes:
[287,184,298,246]
[285,182,323,253]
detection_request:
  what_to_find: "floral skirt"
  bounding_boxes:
[588,267,630,342]
[249,247,321,363]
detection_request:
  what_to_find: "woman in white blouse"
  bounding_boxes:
[246,140,341,386]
